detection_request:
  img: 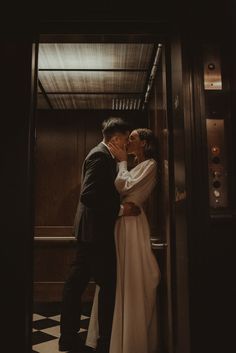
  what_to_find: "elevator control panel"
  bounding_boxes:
[206,119,228,208]
[204,45,229,209]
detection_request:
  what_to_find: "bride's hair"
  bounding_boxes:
[136,128,158,160]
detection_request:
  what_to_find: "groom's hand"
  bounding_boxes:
[122,202,141,216]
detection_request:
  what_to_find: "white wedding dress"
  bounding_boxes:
[86,159,161,353]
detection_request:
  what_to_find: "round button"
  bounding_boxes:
[212,170,221,178]
[212,156,220,164]
[208,63,215,70]
[213,180,221,188]
[211,146,220,155]
[213,190,220,197]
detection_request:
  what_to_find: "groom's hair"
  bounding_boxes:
[102,117,131,141]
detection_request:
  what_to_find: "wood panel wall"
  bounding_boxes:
[33,110,148,302]
[147,58,168,241]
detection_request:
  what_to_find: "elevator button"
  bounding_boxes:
[211,146,220,155]
[208,63,215,70]
[212,156,220,164]
[213,190,220,197]
[213,180,221,188]
[212,171,221,178]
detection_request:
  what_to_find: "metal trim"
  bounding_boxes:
[34,236,76,242]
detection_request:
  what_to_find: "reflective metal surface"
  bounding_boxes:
[206,119,228,208]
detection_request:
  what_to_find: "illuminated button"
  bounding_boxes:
[213,190,220,197]
[213,180,221,188]
[211,146,220,155]
[208,63,215,70]
[212,171,221,178]
[212,156,220,164]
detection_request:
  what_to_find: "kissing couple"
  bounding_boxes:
[59,117,161,353]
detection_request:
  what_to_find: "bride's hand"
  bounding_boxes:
[108,142,127,162]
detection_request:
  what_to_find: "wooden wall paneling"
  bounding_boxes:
[146,54,167,240]
[33,241,95,302]
[75,110,86,222]
[84,112,104,155]
[34,111,80,226]
[33,281,95,303]
[34,110,86,302]
[34,225,73,237]
[33,110,148,302]
[34,242,76,282]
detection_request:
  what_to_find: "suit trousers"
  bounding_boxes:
[60,240,117,349]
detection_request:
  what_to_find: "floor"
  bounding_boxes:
[32,302,92,353]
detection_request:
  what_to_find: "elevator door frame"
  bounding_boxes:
[33,21,190,353]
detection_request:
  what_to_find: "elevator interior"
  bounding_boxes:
[33,35,173,353]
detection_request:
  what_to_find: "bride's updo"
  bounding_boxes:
[136,128,158,160]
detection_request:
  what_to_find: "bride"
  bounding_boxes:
[86,128,161,353]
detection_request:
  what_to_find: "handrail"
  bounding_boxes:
[34,236,168,249]
[34,236,76,241]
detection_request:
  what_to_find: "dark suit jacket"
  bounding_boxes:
[73,142,120,243]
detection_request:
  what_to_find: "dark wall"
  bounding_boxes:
[2,41,36,352]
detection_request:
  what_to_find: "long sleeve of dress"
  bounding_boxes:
[115,159,157,196]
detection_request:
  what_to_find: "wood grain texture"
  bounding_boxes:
[34,110,148,302]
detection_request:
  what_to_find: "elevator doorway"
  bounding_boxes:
[32,34,176,353]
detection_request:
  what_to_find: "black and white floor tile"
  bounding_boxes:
[32,302,91,353]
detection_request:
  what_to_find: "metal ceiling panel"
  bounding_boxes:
[38,43,154,70]
[37,42,159,110]
[38,71,147,93]
[47,94,143,110]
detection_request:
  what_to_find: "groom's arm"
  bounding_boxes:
[119,202,141,216]
[80,152,141,216]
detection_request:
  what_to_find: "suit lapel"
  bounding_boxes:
[97,142,117,178]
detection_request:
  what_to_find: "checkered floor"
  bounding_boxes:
[32,302,92,353]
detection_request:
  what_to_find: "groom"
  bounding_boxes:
[59,117,140,353]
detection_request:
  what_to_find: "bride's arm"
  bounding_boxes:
[115,160,157,193]
[107,141,157,193]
